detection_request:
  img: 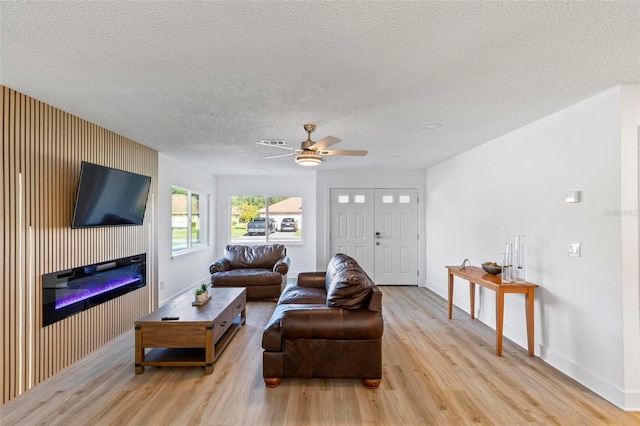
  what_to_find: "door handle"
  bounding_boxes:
[375,232,381,239]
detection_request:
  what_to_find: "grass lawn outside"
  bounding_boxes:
[172,228,202,242]
[232,224,248,238]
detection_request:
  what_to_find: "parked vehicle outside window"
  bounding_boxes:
[247,217,276,235]
[280,217,298,232]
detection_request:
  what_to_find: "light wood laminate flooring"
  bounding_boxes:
[1,287,638,425]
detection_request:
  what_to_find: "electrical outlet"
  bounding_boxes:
[568,243,581,257]
[159,280,165,290]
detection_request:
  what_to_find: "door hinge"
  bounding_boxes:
[417,270,420,276]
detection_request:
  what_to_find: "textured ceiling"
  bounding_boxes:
[1,1,639,176]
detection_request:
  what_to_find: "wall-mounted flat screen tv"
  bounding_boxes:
[71,161,152,228]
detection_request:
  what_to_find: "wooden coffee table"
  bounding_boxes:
[134,287,246,374]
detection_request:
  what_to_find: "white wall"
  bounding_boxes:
[215,175,317,275]
[158,153,217,304]
[316,170,426,276]
[425,86,640,410]
[620,85,640,410]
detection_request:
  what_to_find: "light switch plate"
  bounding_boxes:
[565,191,581,203]
[568,243,581,257]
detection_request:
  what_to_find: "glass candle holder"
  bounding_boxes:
[502,243,513,284]
[514,235,525,283]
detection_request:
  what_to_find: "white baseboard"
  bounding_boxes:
[539,345,628,410]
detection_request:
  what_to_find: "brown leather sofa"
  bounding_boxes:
[209,244,290,300]
[262,253,383,389]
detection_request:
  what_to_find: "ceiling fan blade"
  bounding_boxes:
[319,149,368,156]
[256,142,295,151]
[262,152,295,159]
[310,136,341,151]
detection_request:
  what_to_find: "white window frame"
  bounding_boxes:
[229,195,303,245]
[172,186,209,256]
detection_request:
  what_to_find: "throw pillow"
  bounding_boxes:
[325,253,359,291]
[326,263,373,309]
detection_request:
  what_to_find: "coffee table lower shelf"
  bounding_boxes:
[139,316,243,371]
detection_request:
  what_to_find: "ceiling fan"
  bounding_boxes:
[257,124,368,166]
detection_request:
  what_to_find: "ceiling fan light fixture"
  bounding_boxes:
[295,152,323,166]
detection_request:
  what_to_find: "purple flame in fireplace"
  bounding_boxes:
[42,253,146,327]
[55,275,141,309]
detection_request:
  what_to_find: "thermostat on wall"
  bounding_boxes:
[568,243,581,257]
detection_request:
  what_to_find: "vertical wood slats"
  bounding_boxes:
[1,85,158,405]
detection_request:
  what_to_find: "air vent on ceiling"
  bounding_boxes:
[260,139,287,146]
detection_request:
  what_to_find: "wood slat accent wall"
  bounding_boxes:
[0,85,158,405]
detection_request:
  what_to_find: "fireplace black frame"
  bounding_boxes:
[42,253,146,326]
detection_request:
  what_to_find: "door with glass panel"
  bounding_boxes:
[329,189,375,274]
[373,189,418,285]
[329,188,418,285]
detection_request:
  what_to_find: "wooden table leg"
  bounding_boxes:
[205,325,214,374]
[495,290,504,356]
[525,288,535,357]
[134,326,144,374]
[469,282,476,319]
[448,272,454,319]
[241,307,246,326]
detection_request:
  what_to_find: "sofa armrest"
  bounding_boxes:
[281,306,383,340]
[367,286,383,313]
[296,272,326,289]
[273,255,290,275]
[209,258,232,274]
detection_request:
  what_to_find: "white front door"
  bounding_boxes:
[373,189,418,285]
[329,188,418,285]
[329,189,375,274]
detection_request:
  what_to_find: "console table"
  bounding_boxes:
[134,287,246,374]
[446,265,538,357]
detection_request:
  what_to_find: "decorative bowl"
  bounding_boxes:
[482,262,502,275]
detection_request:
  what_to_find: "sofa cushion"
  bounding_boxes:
[326,261,374,309]
[278,284,326,305]
[225,244,286,269]
[211,268,283,286]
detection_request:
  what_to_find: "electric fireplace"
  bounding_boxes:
[42,253,146,326]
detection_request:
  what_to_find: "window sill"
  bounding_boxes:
[229,240,305,246]
[271,240,305,246]
[171,245,209,260]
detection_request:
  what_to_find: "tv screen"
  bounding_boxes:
[71,161,151,228]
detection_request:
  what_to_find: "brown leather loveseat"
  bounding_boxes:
[209,244,290,300]
[262,253,383,388]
